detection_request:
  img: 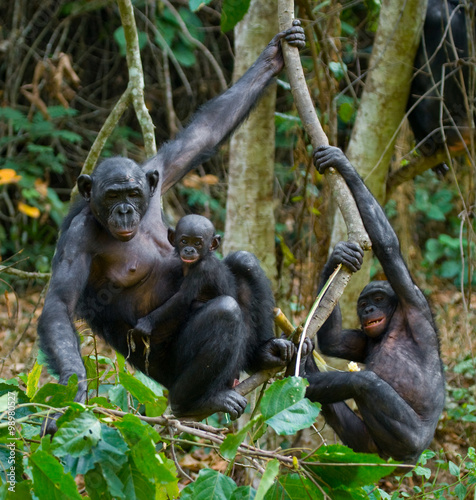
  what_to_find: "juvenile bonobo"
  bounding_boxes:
[37,22,305,433]
[131,214,237,336]
[304,145,445,463]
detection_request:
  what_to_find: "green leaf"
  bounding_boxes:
[448,460,460,477]
[220,416,263,460]
[61,423,128,479]
[264,473,323,500]
[26,362,43,399]
[231,485,257,500]
[221,0,251,33]
[30,449,82,500]
[32,374,78,407]
[51,411,101,458]
[440,260,460,279]
[261,377,307,419]
[261,377,320,435]
[329,61,347,81]
[118,371,158,405]
[454,483,467,500]
[256,459,280,500]
[305,444,398,488]
[171,40,196,67]
[265,399,321,436]
[192,469,237,500]
[114,414,176,485]
[338,101,355,124]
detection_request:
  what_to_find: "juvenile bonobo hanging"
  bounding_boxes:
[37,22,305,434]
[304,145,445,463]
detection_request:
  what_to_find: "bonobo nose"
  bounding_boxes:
[118,204,132,214]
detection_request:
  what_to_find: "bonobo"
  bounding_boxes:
[131,214,237,336]
[304,145,445,463]
[37,23,305,433]
[407,0,473,167]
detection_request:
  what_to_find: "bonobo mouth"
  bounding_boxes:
[114,229,136,241]
[181,257,199,264]
[363,317,385,336]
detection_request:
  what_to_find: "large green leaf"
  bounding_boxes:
[30,449,82,500]
[264,473,323,500]
[221,0,251,33]
[51,411,101,458]
[255,459,280,500]
[32,374,78,407]
[261,377,321,435]
[189,469,237,500]
[304,444,398,488]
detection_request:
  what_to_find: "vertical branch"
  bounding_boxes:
[116,0,157,158]
[278,0,370,339]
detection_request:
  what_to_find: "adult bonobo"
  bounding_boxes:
[304,145,445,463]
[407,0,473,167]
[38,23,305,433]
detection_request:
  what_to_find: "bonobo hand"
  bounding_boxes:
[313,145,352,175]
[330,241,364,273]
[131,316,153,337]
[262,20,306,75]
[259,338,296,369]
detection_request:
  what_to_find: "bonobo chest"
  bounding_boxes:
[88,223,181,300]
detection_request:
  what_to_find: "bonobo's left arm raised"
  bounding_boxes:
[145,21,305,192]
[313,146,435,331]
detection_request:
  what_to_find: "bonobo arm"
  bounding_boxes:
[313,146,434,323]
[145,22,305,193]
[133,291,189,336]
[317,241,367,362]
[38,215,92,405]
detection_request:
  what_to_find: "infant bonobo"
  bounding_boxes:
[303,145,445,463]
[132,214,236,336]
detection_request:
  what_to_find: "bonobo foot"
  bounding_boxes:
[40,411,63,436]
[258,338,296,370]
[172,389,248,421]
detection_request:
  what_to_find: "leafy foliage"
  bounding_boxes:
[0,360,403,499]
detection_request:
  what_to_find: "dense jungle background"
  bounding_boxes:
[0,0,475,498]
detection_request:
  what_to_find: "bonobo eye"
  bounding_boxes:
[358,301,367,309]
[129,191,141,198]
[180,238,187,245]
[194,240,203,247]
[374,295,383,303]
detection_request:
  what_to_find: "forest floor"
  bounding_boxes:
[0,283,475,496]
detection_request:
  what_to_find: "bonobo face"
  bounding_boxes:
[357,281,398,338]
[168,214,220,265]
[77,158,159,241]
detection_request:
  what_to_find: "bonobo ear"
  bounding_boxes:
[167,227,176,247]
[146,170,159,197]
[210,235,221,251]
[77,175,93,201]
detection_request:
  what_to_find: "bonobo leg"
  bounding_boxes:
[306,371,430,462]
[225,251,295,370]
[169,296,248,420]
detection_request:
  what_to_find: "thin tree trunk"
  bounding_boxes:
[223,0,278,286]
[329,0,428,326]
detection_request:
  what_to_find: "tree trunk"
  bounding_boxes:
[329,0,428,326]
[223,0,278,287]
